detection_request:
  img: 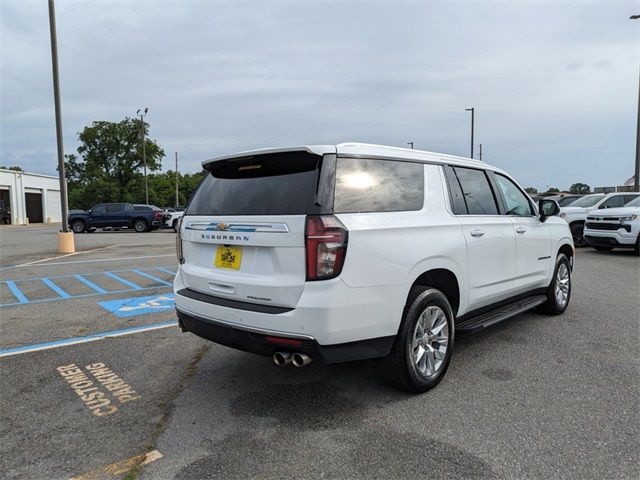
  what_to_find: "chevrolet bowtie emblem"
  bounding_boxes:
[216,223,230,231]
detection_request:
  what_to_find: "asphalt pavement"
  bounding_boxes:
[0,224,638,479]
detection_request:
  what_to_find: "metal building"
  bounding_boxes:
[0,169,62,225]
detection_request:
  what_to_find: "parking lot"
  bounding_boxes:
[0,224,638,479]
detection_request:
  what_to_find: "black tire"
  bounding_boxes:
[133,219,148,233]
[172,219,178,233]
[382,287,455,393]
[538,253,571,315]
[570,222,586,247]
[593,246,613,252]
[70,219,86,233]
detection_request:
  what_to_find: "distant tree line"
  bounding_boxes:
[525,183,591,195]
[63,118,204,209]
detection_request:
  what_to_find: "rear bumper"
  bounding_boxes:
[176,308,394,364]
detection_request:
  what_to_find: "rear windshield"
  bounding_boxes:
[187,152,321,215]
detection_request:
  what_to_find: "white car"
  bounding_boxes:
[559,193,640,246]
[584,195,640,255]
[163,210,184,231]
[174,143,574,392]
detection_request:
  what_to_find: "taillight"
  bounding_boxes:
[176,217,184,263]
[305,215,348,281]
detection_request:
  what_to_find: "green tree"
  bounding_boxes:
[525,187,538,194]
[64,118,165,208]
[146,170,205,208]
[569,183,591,194]
[547,187,560,193]
[1,166,23,171]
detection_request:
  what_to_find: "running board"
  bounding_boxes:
[456,295,547,333]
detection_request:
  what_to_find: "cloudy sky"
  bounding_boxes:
[1,0,638,191]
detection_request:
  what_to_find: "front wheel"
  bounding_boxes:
[70,219,86,233]
[133,219,148,233]
[382,287,454,393]
[538,253,571,315]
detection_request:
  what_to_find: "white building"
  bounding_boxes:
[0,169,62,225]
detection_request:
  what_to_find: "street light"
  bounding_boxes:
[631,15,640,192]
[136,107,149,204]
[465,107,475,159]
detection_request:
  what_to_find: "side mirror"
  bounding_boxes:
[539,199,560,222]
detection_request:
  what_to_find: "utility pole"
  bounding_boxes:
[465,107,475,159]
[632,15,640,192]
[407,142,414,149]
[136,107,149,204]
[48,0,74,252]
[478,143,483,161]
[175,152,179,207]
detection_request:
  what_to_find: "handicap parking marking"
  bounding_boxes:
[0,266,176,307]
[99,294,175,318]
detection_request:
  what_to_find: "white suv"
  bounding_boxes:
[559,193,640,246]
[174,143,574,392]
[584,195,640,255]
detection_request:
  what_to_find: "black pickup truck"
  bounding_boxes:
[68,203,163,233]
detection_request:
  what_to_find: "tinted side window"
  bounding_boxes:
[599,196,624,209]
[624,195,640,205]
[444,166,468,214]
[333,158,424,213]
[495,174,533,216]
[106,204,125,213]
[92,205,106,215]
[452,167,499,215]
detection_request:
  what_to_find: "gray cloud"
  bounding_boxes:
[0,0,637,191]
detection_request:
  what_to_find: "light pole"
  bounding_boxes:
[631,15,640,192]
[175,152,179,207]
[465,107,475,159]
[407,142,414,149]
[136,107,149,204]
[48,0,74,252]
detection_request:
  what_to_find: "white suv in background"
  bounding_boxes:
[584,195,640,255]
[174,143,574,392]
[559,193,640,246]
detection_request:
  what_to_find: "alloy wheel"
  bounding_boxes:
[412,306,449,378]
[554,263,570,307]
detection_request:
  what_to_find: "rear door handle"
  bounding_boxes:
[470,230,485,237]
[515,227,527,234]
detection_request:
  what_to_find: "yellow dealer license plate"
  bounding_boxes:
[215,246,242,270]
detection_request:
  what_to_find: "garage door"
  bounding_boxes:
[46,190,61,222]
[25,192,43,223]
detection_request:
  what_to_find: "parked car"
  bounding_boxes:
[163,209,185,232]
[531,194,583,207]
[584,195,640,255]
[68,203,163,233]
[173,143,574,393]
[559,193,640,246]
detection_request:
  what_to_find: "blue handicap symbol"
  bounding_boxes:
[99,294,175,318]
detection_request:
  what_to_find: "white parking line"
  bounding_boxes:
[0,321,177,358]
[19,254,175,267]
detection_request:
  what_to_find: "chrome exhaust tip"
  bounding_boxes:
[291,353,313,367]
[272,352,292,366]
